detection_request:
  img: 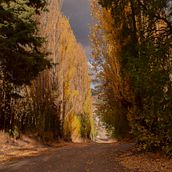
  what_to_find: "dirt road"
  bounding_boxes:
[0,142,135,172]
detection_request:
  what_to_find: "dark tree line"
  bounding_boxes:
[0,0,50,132]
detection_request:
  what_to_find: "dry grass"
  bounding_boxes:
[0,131,65,164]
[115,147,172,172]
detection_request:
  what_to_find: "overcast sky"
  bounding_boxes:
[62,0,91,57]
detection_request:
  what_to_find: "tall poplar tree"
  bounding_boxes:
[93,0,172,153]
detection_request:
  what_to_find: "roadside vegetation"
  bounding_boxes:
[90,0,172,156]
[0,0,95,144]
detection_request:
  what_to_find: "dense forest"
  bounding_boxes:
[90,0,172,155]
[0,0,95,142]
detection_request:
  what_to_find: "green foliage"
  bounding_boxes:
[0,0,51,136]
[101,106,129,139]
[79,113,91,139]
[9,126,20,139]
[0,0,50,85]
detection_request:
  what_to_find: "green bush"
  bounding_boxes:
[79,113,91,139]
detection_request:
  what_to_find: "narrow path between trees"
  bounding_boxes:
[0,142,135,172]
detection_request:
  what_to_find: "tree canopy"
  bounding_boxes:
[0,0,50,85]
[91,0,172,155]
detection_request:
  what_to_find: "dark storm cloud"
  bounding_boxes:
[62,0,91,47]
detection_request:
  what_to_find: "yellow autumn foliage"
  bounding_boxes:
[63,113,81,142]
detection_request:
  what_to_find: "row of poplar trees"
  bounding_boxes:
[0,0,94,142]
[90,0,172,155]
